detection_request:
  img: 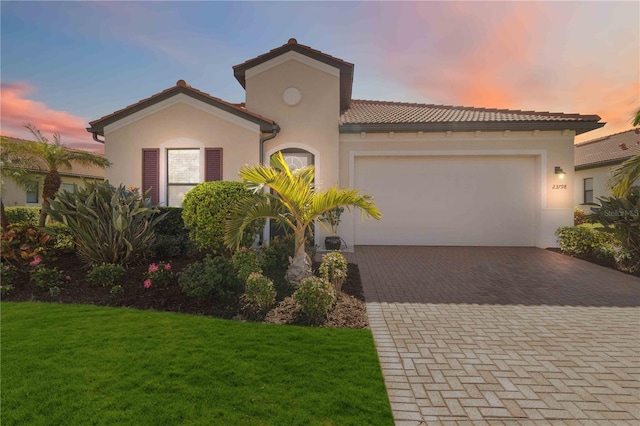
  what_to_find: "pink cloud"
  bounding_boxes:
[0,82,103,153]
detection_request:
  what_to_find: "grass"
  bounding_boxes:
[1,302,393,426]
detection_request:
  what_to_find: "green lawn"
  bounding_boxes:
[1,302,393,426]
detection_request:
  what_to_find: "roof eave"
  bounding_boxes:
[575,158,631,171]
[87,86,276,135]
[339,121,606,135]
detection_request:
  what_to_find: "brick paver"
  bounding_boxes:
[346,247,640,424]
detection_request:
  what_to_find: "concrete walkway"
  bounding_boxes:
[346,247,640,425]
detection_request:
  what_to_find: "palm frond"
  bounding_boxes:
[224,195,291,249]
[609,154,640,197]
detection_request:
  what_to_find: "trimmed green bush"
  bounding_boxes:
[232,248,263,283]
[45,181,164,266]
[87,263,126,287]
[293,276,336,323]
[152,207,196,257]
[182,181,264,256]
[555,225,621,266]
[31,266,64,293]
[4,206,40,226]
[43,222,75,253]
[178,256,241,301]
[244,272,276,312]
[319,252,348,292]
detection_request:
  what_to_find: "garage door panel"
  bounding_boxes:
[354,156,536,246]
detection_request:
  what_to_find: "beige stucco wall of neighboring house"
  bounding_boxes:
[243,52,341,246]
[103,96,261,206]
[574,165,613,212]
[337,130,575,249]
[2,172,104,207]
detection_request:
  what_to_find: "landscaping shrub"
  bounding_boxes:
[574,207,588,226]
[143,261,174,289]
[152,207,196,258]
[319,252,348,292]
[4,206,40,226]
[1,264,17,295]
[182,181,264,256]
[43,222,75,253]
[262,235,295,298]
[30,265,64,295]
[244,272,276,312]
[555,225,621,266]
[0,224,54,269]
[232,248,263,283]
[589,188,640,273]
[293,276,336,323]
[178,256,241,301]
[87,263,126,287]
[45,181,165,266]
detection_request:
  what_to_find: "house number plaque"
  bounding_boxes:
[552,184,567,189]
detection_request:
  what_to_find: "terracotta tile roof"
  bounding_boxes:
[233,38,354,112]
[87,80,277,135]
[575,128,640,169]
[341,99,600,123]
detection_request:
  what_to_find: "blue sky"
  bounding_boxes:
[1,1,638,151]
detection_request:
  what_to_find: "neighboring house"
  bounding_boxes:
[574,128,640,211]
[87,38,603,249]
[0,136,105,207]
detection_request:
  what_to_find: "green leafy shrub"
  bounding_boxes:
[87,263,126,287]
[31,265,64,291]
[262,235,295,298]
[574,207,588,226]
[244,272,276,312]
[43,222,75,253]
[555,225,621,266]
[154,234,197,258]
[154,207,187,236]
[232,248,263,283]
[4,206,40,226]
[293,276,336,323]
[182,181,264,256]
[0,224,53,269]
[589,188,640,273]
[45,180,165,266]
[178,256,241,301]
[319,252,348,292]
[1,264,17,295]
[110,285,124,295]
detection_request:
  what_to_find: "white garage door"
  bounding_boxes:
[354,156,537,246]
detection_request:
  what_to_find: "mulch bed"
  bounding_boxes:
[4,254,369,328]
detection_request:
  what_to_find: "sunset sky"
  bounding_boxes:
[1,1,638,153]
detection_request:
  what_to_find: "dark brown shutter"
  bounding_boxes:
[205,148,223,181]
[142,149,159,204]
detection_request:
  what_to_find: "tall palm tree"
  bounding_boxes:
[0,124,111,226]
[225,151,381,285]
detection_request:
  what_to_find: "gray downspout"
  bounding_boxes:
[92,132,105,144]
[258,124,280,246]
[259,124,280,164]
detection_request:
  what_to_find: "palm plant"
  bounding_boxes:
[608,108,640,197]
[225,151,381,285]
[0,124,111,226]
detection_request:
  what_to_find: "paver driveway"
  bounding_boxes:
[346,247,640,425]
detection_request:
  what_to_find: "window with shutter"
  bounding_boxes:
[142,149,159,204]
[205,148,223,181]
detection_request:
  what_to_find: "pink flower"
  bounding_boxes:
[148,263,159,273]
[143,279,152,289]
[65,275,71,281]
[30,257,42,266]
[164,263,171,271]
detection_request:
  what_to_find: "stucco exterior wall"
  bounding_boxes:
[574,165,612,212]
[243,52,341,246]
[2,173,104,207]
[103,98,261,206]
[338,130,575,248]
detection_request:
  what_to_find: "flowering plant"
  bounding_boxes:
[143,261,173,289]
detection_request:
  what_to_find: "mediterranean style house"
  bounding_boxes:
[87,38,604,249]
[0,136,105,207]
[574,128,640,212]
